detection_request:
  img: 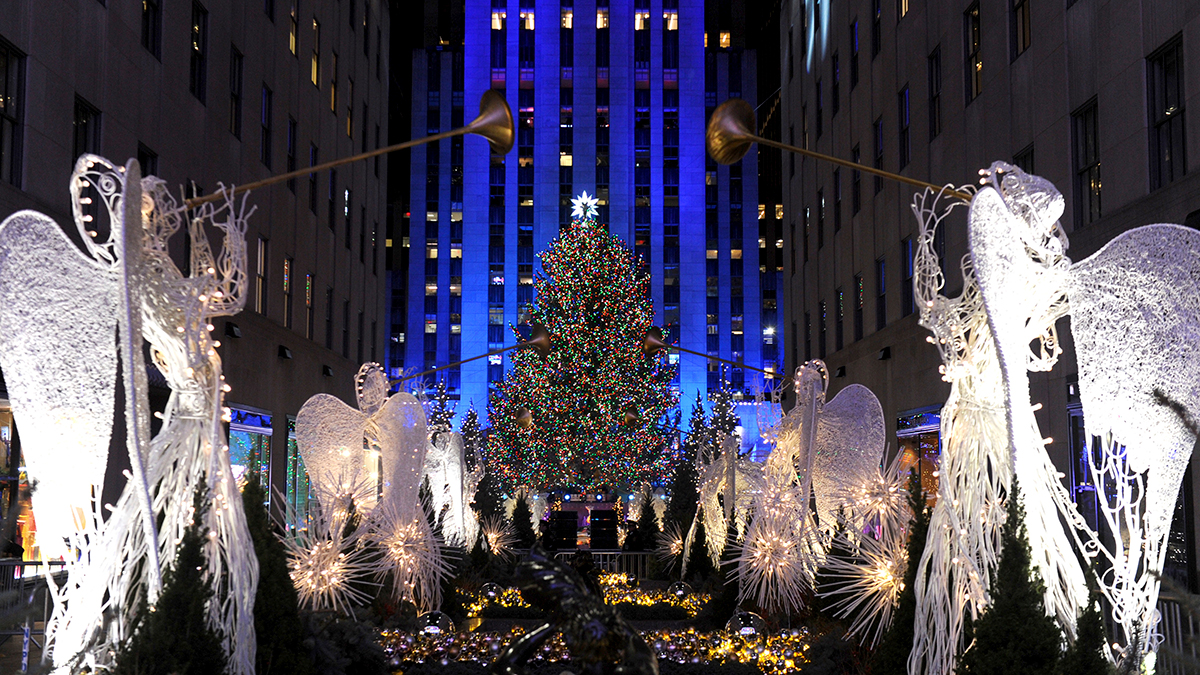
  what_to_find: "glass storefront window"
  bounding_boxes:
[285,416,312,529]
[229,407,272,504]
[897,407,941,505]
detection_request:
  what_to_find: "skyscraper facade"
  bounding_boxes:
[399,0,782,452]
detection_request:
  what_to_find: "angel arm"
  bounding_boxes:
[189,184,253,318]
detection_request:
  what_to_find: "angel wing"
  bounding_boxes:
[374,391,428,507]
[1068,224,1200,488]
[812,383,886,529]
[0,210,120,558]
[424,431,467,546]
[295,394,369,505]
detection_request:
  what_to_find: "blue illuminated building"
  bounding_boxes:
[395,0,783,453]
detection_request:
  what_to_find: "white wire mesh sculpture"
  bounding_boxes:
[908,182,1019,675]
[424,430,475,547]
[294,364,449,613]
[0,155,260,674]
[969,162,1200,662]
[733,360,887,616]
[690,434,757,567]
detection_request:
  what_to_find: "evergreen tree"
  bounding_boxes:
[1058,572,1110,675]
[871,470,933,675]
[510,494,537,548]
[959,479,1063,675]
[709,386,740,448]
[486,194,678,492]
[472,470,505,523]
[663,457,699,537]
[684,515,715,586]
[242,477,315,675]
[684,392,712,460]
[460,405,484,465]
[426,378,456,432]
[624,487,659,551]
[114,485,227,675]
[702,514,742,627]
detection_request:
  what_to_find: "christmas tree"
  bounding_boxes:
[871,469,932,675]
[426,378,456,433]
[709,385,741,452]
[958,478,1063,675]
[460,405,484,457]
[487,192,678,491]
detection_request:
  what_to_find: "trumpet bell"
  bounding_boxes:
[516,407,534,429]
[522,323,552,358]
[642,326,670,357]
[468,90,515,156]
[706,98,756,165]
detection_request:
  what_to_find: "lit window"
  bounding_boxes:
[561,10,572,28]
[663,11,678,31]
[425,283,438,295]
[704,33,708,48]
[491,11,505,30]
[560,153,573,166]
[635,11,650,30]
[520,11,534,30]
[719,31,731,48]
[450,246,463,258]
[730,249,743,259]
[775,204,784,219]
[426,247,438,259]
[596,8,608,28]
[758,204,766,220]
[706,249,718,259]
[426,211,438,222]
[451,210,463,222]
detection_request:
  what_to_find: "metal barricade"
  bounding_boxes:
[1157,596,1199,675]
[0,560,67,649]
[553,550,651,579]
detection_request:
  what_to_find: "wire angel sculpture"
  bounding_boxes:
[733,359,886,615]
[0,155,259,674]
[294,363,448,612]
[424,429,484,548]
[687,433,758,568]
[967,162,1200,663]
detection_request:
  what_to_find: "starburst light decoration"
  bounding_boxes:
[817,523,909,648]
[284,477,378,616]
[654,522,686,574]
[0,155,259,674]
[481,515,518,562]
[570,190,599,219]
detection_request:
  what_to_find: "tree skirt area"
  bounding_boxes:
[382,626,852,675]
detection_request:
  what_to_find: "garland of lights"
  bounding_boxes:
[487,192,678,491]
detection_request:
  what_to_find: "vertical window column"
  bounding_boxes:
[0,40,24,187]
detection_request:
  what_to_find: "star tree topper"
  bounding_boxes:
[571,191,599,220]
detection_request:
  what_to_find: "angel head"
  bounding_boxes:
[979,161,1069,265]
[793,359,829,406]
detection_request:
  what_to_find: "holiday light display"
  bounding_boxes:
[968,162,1200,662]
[424,430,483,547]
[480,515,518,561]
[486,192,678,491]
[0,156,259,674]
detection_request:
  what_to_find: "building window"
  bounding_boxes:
[719,32,731,49]
[282,257,293,328]
[305,273,313,339]
[142,0,162,58]
[851,145,861,214]
[346,78,353,138]
[286,117,297,191]
[136,143,158,176]
[871,0,881,57]
[264,0,274,21]
[344,188,352,249]
[73,96,101,160]
[875,257,886,330]
[897,0,908,19]
[854,273,864,341]
[1011,0,1030,59]
[804,312,812,361]
[330,52,338,112]
[229,47,243,137]
[831,53,840,116]
[833,168,842,232]
[873,117,884,194]
[356,311,364,363]
[311,18,320,85]
[189,2,209,103]
[850,20,859,88]
[1072,98,1101,227]
[328,168,337,228]
[289,0,299,56]
[324,287,334,349]
[1014,144,1035,174]
[835,288,844,351]
[817,189,824,249]
[0,40,24,187]
[965,3,982,102]
[1148,36,1186,190]
[788,124,795,176]
[928,46,942,139]
[255,237,268,315]
[898,86,910,169]
[902,237,914,316]
[229,409,271,496]
[815,79,823,138]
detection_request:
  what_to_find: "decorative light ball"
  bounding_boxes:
[725,611,768,637]
[419,611,455,635]
[481,582,503,601]
[668,582,693,598]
